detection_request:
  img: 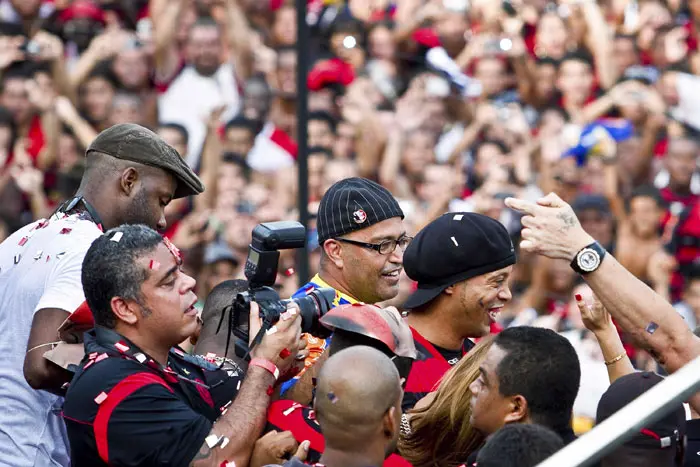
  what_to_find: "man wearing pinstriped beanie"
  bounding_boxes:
[279,177,408,401]
[316,177,405,245]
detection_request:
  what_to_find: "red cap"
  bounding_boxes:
[58,0,106,24]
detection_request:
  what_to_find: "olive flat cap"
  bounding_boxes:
[87,123,204,199]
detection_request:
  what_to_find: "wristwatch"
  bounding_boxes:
[570,241,607,275]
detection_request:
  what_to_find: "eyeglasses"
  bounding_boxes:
[335,235,413,255]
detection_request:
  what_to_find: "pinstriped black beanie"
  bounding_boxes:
[317,177,404,245]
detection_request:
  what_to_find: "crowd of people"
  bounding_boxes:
[0,0,699,465]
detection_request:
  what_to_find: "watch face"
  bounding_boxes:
[578,248,601,272]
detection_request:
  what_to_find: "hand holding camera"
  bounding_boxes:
[250,301,305,373]
[222,222,335,366]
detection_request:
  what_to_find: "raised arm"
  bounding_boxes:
[579,0,616,90]
[575,292,634,383]
[54,96,98,148]
[194,107,225,212]
[223,0,254,81]
[505,193,700,410]
[152,0,187,82]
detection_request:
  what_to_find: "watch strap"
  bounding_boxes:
[570,241,607,275]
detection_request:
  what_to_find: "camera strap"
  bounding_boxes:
[58,195,105,231]
[216,305,267,365]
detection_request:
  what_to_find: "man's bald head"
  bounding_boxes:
[315,346,402,455]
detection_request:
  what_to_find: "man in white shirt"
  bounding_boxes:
[156,3,253,168]
[0,123,203,467]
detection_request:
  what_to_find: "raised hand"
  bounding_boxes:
[505,193,595,261]
[0,36,25,70]
[575,292,613,334]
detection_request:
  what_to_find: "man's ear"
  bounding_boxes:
[323,239,344,269]
[382,406,398,440]
[119,167,139,197]
[111,297,140,325]
[443,284,456,296]
[504,394,529,424]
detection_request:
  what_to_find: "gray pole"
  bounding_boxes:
[295,0,310,287]
[537,356,700,467]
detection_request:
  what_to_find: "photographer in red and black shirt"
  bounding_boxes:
[63,224,306,467]
[401,212,516,411]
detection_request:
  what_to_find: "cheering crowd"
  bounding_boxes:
[0,0,699,466]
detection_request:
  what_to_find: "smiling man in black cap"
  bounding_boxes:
[0,122,203,467]
[401,212,516,411]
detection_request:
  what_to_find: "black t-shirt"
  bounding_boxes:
[433,343,464,366]
[63,327,242,467]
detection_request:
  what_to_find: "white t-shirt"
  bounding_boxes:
[158,63,241,169]
[0,213,102,467]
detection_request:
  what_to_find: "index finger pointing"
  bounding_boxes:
[505,197,538,216]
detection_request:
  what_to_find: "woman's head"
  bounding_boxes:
[399,336,494,467]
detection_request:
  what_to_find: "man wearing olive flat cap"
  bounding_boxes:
[0,123,203,467]
[401,212,516,411]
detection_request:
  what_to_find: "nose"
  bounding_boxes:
[498,285,512,303]
[469,379,479,396]
[157,212,167,232]
[180,272,197,294]
[389,244,405,265]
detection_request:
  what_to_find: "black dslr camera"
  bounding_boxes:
[224,221,335,359]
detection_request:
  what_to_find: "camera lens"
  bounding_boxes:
[288,288,335,337]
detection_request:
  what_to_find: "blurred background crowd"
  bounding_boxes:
[0,0,699,433]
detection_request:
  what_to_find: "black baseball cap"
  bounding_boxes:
[316,177,404,245]
[86,123,204,199]
[597,372,686,450]
[403,212,516,309]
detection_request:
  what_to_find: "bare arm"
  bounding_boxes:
[506,193,700,411]
[223,0,253,81]
[24,79,59,171]
[579,93,616,124]
[580,1,615,90]
[378,129,405,193]
[448,119,487,163]
[55,96,98,148]
[594,325,635,383]
[637,113,666,182]
[69,31,130,90]
[576,295,635,383]
[600,140,627,223]
[584,257,700,382]
[194,108,225,212]
[36,108,59,172]
[152,0,186,82]
[355,113,388,179]
[189,365,276,467]
[24,308,76,395]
